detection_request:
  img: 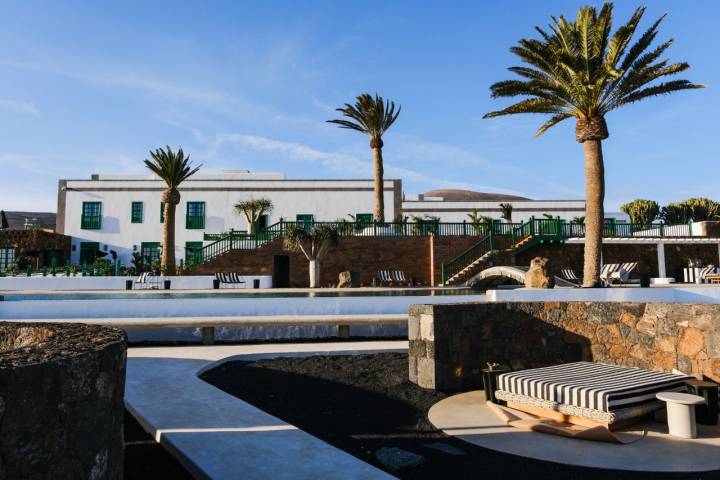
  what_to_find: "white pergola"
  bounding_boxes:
[564,237,720,278]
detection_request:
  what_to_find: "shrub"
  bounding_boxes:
[620,199,660,225]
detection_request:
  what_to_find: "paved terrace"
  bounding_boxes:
[126,341,407,479]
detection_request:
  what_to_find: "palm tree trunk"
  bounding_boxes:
[582,140,605,287]
[372,146,385,222]
[162,202,177,275]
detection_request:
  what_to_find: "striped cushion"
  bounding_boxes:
[497,362,691,412]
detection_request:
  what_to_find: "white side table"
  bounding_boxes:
[656,392,706,438]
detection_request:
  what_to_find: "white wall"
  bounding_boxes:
[0,275,272,291]
[61,175,398,265]
[400,199,586,223]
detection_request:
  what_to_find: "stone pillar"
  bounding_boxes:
[0,322,127,480]
[657,241,667,278]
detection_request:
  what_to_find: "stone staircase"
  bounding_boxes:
[444,249,515,286]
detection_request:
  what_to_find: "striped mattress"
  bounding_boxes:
[497,362,691,413]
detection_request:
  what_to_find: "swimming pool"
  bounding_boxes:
[0,287,479,302]
[0,288,488,342]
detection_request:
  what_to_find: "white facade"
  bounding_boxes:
[401,194,586,223]
[58,171,401,265]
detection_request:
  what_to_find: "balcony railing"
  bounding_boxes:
[81,215,102,230]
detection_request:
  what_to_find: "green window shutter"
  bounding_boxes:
[160,203,164,223]
[185,241,204,264]
[186,202,205,229]
[355,213,373,225]
[131,202,144,223]
[81,202,102,229]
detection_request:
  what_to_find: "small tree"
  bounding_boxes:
[283,224,339,288]
[660,202,692,224]
[234,197,274,234]
[571,216,585,224]
[684,198,720,222]
[620,199,660,225]
[499,203,513,222]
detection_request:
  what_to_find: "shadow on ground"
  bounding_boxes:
[201,352,720,480]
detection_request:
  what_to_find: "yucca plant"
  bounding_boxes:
[234,197,273,234]
[499,203,513,222]
[283,224,340,288]
[328,94,401,222]
[484,3,703,286]
[144,146,200,275]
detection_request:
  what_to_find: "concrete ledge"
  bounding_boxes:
[126,342,405,479]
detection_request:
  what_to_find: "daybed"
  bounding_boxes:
[495,362,691,430]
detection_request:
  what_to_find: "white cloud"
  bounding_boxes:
[0,98,38,115]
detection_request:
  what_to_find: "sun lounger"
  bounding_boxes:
[134,272,161,289]
[601,262,638,285]
[215,272,246,288]
[391,270,408,285]
[494,362,692,429]
[560,268,580,285]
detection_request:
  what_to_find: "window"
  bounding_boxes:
[355,213,373,225]
[141,242,161,267]
[186,202,205,229]
[160,202,164,223]
[131,202,144,223]
[185,241,203,265]
[81,202,102,229]
[296,214,314,228]
[79,242,99,265]
[0,248,15,271]
[255,214,269,232]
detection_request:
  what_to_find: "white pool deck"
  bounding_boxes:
[126,341,406,480]
[429,391,720,472]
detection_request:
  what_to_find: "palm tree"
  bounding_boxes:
[283,224,339,288]
[234,197,273,234]
[328,94,401,222]
[499,203,513,222]
[484,4,703,287]
[144,146,200,275]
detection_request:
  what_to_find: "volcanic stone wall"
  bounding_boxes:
[0,322,127,479]
[0,229,72,266]
[409,301,720,391]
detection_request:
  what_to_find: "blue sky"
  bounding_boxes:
[0,1,718,212]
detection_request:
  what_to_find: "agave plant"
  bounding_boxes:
[328,94,401,222]
[144,146,200,275]
[484,3,703,286]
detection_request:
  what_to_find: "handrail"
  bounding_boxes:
[441,233,494,286]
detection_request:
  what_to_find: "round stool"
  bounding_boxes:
[656,392,706,438]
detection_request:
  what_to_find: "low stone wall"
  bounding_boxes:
[408,301,720,391]
[0,322,127,479]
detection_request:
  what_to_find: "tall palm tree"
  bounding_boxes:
[328,94,401,222]
[484,3,703,287]
[144,146,200,275]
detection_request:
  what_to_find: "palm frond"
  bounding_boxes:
[484,2,704,134]
[144,145,200,189]
[327,93,400,140]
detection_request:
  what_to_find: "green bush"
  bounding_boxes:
[620,199,659,225]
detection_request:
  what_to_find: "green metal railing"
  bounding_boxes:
[441,234,495,286]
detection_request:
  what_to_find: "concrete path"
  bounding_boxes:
[126,342,406,480]
[429,390,720,473]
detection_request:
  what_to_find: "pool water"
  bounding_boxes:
[0,288,481,302]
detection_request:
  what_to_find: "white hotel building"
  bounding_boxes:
[56,171,585,266]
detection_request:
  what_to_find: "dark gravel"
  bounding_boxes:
[124,410,193,480]
[201,352,720,480]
